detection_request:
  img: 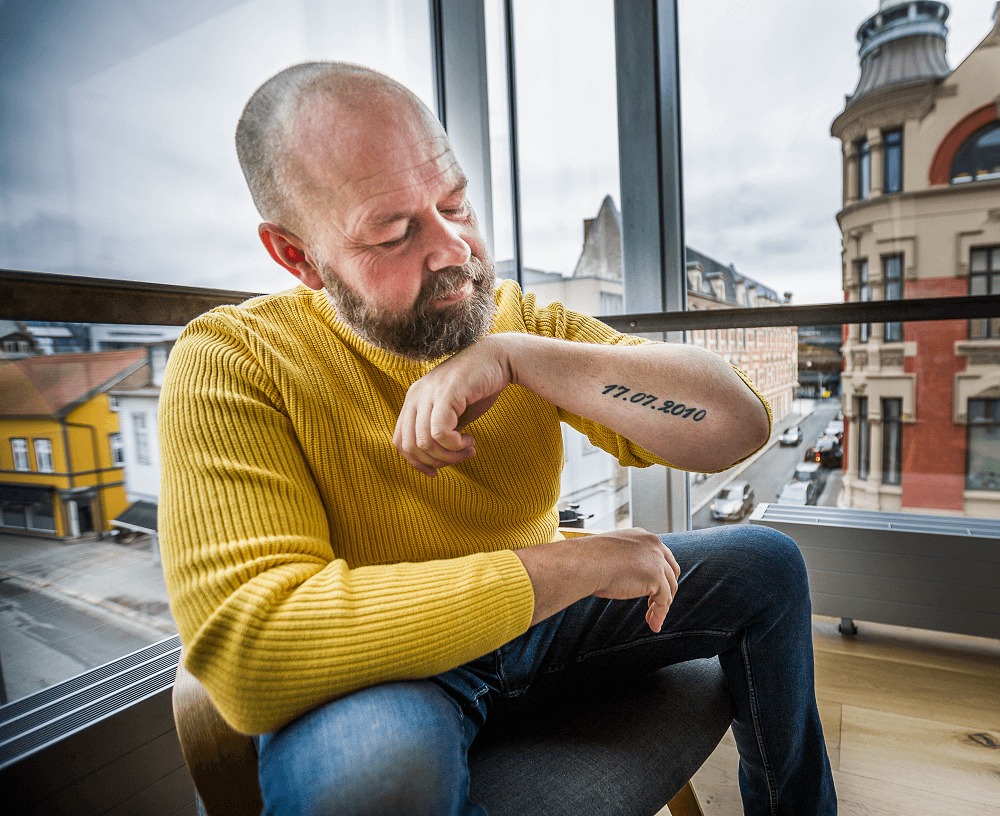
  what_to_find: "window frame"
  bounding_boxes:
[969,246,1000,339]
[11,438,31,472]
[966,398,1000,491]
[133,413,151,466]
[883,253,904,342]
[857,259,871,342]
[881,398,902,486]
[110,432,125,467]
[32,438,54,474]
[857,138,871,200]
[857,396,870,481]
[883,128,902,194]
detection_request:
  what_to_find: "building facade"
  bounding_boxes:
[832,0,1000,516]
[514,196,798,526]
[0,349,145,538]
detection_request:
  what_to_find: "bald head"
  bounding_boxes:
[235,61,443,235]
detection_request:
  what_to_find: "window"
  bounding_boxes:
[33,439,54,473]
[857,139,871,200]
[28,495,56,532]
[857,397,870,481]
[857,260,871,342]
[133,413,151,466]
[966,399,1000,491]
[599,292,623,315]
[108,395,120,411]
[883,129,902,193]
[11,438,30,471]
[969,246,1000,339]
[110,433,125,466]
[881,398,902,486]
[884,254,904,342]
[950,121,1000,184]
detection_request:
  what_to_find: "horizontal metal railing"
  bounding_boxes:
[3,268,1000,329]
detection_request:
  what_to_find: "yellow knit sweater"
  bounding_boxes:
[159,280,766,734]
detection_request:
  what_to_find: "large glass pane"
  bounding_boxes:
[0,0,434,294]
[0,0,435,704]
[688,317,1000,530]
[678,0,993,307]
[679,1,999,528]
[0,322,179,702]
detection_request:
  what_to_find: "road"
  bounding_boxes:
[693,402,843,529]
[0,577,170,704]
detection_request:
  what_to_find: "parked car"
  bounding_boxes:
[710,480,756,521]
[804,435,843,468]
[777,480,818,506]
[794,461,827,491]
[778,425,803,446]
[824,419,844,439]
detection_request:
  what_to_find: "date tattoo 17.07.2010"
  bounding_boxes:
[601,384,707,421]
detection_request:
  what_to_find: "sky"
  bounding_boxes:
[0,0,995,306]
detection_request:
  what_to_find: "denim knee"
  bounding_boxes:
[744,525,806,580]
[259,681,473,816]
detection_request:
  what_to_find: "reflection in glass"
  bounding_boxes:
[0,0,434,293]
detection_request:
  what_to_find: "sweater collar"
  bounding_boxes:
[310,288,440,376]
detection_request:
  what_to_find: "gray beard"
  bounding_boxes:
[321,255,497,361]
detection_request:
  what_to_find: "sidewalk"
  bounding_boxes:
[0,532,176,635]
[690,400,818,514]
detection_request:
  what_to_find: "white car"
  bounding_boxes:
[794,461,826,490]
[777,480,818,506]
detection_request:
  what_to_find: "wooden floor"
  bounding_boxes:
[661,616,1000,815]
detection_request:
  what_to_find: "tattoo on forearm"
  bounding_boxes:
[601,384,707,422]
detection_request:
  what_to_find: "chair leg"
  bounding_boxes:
[667,781,706,816]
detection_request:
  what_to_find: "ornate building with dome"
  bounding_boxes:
[832,0,1000,516]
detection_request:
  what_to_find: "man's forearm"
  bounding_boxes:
[500,333,770,472]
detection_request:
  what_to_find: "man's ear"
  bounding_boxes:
[259,224,324,290]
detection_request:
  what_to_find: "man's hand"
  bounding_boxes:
[393,336,513,476]
[515,528,681,633]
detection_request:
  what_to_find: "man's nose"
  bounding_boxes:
[425,213,472,271]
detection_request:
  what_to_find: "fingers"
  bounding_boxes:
[393,399,477,477]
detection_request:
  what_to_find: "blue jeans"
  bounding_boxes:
[258,525,837,815]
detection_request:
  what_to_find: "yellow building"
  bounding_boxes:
[0,349,146,538]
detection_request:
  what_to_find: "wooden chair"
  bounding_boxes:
[172,530,732,815]
[173,656,732,815]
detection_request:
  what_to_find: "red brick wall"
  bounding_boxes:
[902,278,968,511]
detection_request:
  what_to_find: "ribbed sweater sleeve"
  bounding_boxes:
[159,308,535,734]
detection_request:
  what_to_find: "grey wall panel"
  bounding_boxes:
[751,503,1000,639]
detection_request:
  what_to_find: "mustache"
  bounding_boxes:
[423,258,491,300]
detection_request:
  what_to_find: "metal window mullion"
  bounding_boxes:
[615,0,688,533]
[502,0,524,286]
[431,0,496,258]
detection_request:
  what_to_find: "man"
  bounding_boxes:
[159,61,836,814]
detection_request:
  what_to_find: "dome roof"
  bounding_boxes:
[848,0,951,105]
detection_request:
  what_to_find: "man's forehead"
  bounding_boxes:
[286,98,461,215]
[346,143,467,222]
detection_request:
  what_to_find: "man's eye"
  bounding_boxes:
[380,225,412,248]
[441,202,469,217]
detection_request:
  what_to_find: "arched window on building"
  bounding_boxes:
[950,122,1000,184]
